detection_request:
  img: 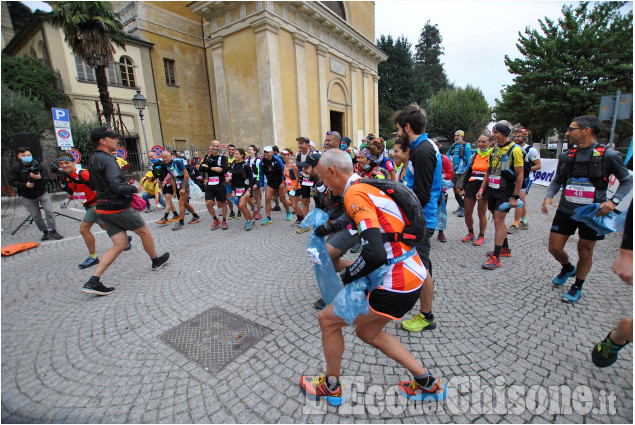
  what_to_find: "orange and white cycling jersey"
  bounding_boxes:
[344,181,427,292]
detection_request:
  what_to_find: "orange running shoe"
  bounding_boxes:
[299,373,345,406]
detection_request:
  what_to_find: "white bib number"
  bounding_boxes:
[235,188,245,197]
[208,176,220,186]
[564,179,595,204]
[487,175,501,189]
[73,192,87,201]
[302,177,314,187]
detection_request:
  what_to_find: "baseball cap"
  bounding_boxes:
[296,136,310,143]
[309,140,315,148]
[296,153,322,168]
[263,145,273,152]
[90,126,121,144]
[281,149,291,155]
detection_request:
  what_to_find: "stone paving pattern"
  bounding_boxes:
[1,185,632,423]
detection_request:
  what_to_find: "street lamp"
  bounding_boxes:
[132,89,149,152]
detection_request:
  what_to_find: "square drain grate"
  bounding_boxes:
[160,306,270,373]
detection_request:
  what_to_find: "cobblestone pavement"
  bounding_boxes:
[1,186,632,423]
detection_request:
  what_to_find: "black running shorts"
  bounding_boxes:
[368,285,423,320]
[205,183,226,202]
[551,209,604,241]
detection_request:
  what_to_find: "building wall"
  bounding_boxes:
[277,28,299,150]
[348,2,375,43]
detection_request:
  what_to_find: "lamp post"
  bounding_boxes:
[132,89,149,153]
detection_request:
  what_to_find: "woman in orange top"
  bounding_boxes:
[461,133,492,246]
[282,148,301,221]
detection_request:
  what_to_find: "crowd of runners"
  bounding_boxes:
[9,103,632,406]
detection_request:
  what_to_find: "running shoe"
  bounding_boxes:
[245,220,253,231]
[592,331,625,368]
[151,252,170,271]
[398,378,447,402]
[48,230,63,240]
[82,278,115,296]
[562,284,582,303]
[552,266,576,286]
[437,232,446,242]
[295,217,302,224]
[402,313,437,332]
[228,211,235,220]
[124,235,132,251]
[168,216,180,223]
[222,220,228,230]
[253,212,263,220]
[452,208,461,215]
[299,373,345,406]
[78,256,99,269]
[457,209,465,217]
[482,256,502,270]
[518,222,529,230]
[172,222,186,231]
[462,233,475,242]
[272,206,282,212]
[473,236,485,246]
[287,212,293,221]
[487,248,511,257]
[508,224,519,234]
[313,298,326,310]
[237,211,242,219]
[211,218,220,231]
[156,218,169,224]
[261,217,272,226]
[189,216,201,224]
[296,226,312,234]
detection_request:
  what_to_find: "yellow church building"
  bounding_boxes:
[4,1,386,156]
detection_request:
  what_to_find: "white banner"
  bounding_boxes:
[530,158,558,187]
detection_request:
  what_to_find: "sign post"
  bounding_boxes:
[51,108,74,150]
[599,91,633,148]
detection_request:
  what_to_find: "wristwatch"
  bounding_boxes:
[611,197,621,205]
[512,194,520,200]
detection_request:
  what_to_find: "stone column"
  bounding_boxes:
[317,45,329,138]
[350,63,358,145]
[293,33,309,137]
[373,74,380,136]
[362,69,369,135]
[209,36,231,143]
[252,16,286,145]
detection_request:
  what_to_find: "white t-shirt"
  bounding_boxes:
[522,144,540,163]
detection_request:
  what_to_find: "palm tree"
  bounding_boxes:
[50,1,126,127]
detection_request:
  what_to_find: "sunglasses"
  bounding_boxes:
[567,126,585,132]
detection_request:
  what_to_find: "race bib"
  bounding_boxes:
[302,177,314,187]
[347,222,356,235]
[487,175,501,189]
[208,176,220,185]
[564,178,595,204]
[285,179,293,190]
[73,192,87,201]
[471,170,486,181]
[225,172,232,180]
[235,188,245,197]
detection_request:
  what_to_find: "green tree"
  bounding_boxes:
[425,85,491,141]
[50,1,126,127]
[494,2,633,141]
[71,118,101,156]
[378,102,395,139]
[1,86,53,155]
[413,20,449,104]
[1,54,70,109]
[376,35,416,110]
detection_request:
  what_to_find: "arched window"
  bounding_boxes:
[322,1,346,21]
[119,56,136,87]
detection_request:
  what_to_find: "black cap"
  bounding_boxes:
[90,126,121,145]
[296,153,322,168]
[296,136,310,143]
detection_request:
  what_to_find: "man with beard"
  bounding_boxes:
[200,140,229,230]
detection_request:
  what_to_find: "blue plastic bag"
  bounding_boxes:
[302,209,342,305]
[332,265,389,326]
[571,203,627,236]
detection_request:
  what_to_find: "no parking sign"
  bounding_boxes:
[151,145,164,155]
[68,148,81,163]
[116,147,127,159]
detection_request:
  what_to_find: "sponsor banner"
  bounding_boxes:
[530,159,558,187]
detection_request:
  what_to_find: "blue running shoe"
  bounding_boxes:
[562,285,582,303]
[261,217,272,226]
[245,220,253,231]
[78,256,99,269]
[553,266,576,285]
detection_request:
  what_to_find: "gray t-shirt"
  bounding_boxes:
[546,142,632,214]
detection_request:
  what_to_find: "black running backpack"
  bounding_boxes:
[351,178,426,245]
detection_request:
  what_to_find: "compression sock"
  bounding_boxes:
[327,376,340,391]
[494,245,502,259]
[164,213,169,219]
[179,219,184,225]
[88,254,97,259]
[502,238,509,250]
[414,371,435,387]
[574,278,585,289]
[563,263,575,273]
[172,212,178,218]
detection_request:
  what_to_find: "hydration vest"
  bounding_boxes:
[349,178,426,245]
[556,145,609,189]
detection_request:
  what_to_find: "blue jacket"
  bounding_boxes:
[449,142,471,174]
[404,134,442,229]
